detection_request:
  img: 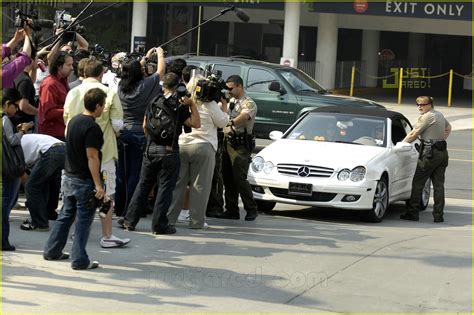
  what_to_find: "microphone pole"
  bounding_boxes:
[159,6,243,48]
[38,0,94,47]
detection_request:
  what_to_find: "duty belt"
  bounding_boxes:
[419,139,447,159]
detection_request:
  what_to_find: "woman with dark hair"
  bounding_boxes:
[2,88,34,251]
[114,47,165,217]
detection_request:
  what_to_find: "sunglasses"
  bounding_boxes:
[416,103,430,107]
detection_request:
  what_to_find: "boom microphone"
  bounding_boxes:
[234,8,250,23]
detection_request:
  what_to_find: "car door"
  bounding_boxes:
[389,118,419,197]
[244,67,298,137]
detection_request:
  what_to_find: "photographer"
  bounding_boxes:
[114,47,165,217]
[2,27,33,89]
[12,55,39,128]
[119,72,200,235]
[167,74,229,229]
[38,51,74,140]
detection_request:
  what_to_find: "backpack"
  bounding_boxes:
[145,95,178,143]
[2,126,26,179]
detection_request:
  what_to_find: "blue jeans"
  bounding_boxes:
[2,176,21,248]
[125,143,180,232]
[44,175,96,269]
[26,145,65,228]
[115,128,146,216]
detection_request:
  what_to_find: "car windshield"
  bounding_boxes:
[277,68,326,95]
[285,113,387,147]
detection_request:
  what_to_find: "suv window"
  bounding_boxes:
[277,68,325,94]
[212,64,241,81]
[247,68,278,92]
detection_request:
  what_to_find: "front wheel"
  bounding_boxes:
[362,177,389,223]
[256,200,276,214]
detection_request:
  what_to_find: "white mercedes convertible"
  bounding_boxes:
[248,106,431,222]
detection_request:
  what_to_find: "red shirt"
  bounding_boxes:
[38,73,69,138]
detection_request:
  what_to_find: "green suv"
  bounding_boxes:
[173,55,385,138]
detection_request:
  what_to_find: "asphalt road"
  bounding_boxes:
[444,130,472,200]
[4,134,471,313]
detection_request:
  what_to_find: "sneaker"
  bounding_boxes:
[20,222,49,231]
[72,260,99,270]
[100,235,131,248]
[434,217,444,223]
[178,209,190,223]
[188,222,210,230]
[117,218,135,231]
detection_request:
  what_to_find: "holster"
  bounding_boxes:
[433,140,447,151]
[420,141,433,159]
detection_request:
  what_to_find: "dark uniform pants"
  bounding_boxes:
[222,140,257,215]
[407,148,449,219]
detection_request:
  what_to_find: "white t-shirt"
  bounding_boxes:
[20,133,63,166]
[178,100,229,151]
[35,67,50,96]
[102,70,121,92]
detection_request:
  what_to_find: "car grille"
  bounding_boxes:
[277,164,334,178]
[269,188,336,202]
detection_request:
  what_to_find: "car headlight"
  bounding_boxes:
[350,166,366,182]
[338,167,366,182]
[251,156,265,173]
[263,161,274,174]
[337,169,351,181]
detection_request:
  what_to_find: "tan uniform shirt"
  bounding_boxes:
[415,109,450,142]
[228,94,257,134]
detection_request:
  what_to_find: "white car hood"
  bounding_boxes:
[258,139,385,169]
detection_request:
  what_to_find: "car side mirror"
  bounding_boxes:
[269,131,283,140]
[268,81,286,95]
[394,141,412,153]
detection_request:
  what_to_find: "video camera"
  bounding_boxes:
[176,83,191,99]
[194,68,229,103]
[91,44,110,68]
[54,10,86,38]
[14,9,53,31]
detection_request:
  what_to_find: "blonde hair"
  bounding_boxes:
[186,74,205,107]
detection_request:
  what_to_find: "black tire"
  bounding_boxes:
[420,179,431,211]
[404,179,431,211]
[362,176,389,223]
[256,200,276,214]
